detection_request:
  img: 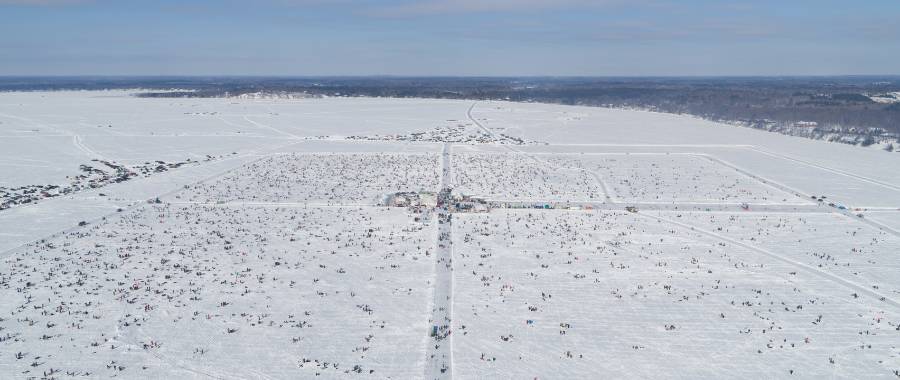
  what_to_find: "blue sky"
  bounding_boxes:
[1,0,898,76]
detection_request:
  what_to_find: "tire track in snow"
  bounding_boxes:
[749,146,900,193]
[697,153,814,203]
[706,151,900,237]
[72,134,108,161]
[242,115,303,140]
[639,211,900,311]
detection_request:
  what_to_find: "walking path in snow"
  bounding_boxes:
[425,143,454,379]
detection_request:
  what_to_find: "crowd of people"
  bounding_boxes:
[448,209,898,378]
[179,153,441,205]
[347,124,538,145]
[1,156,226,212]
[0,200,436,378]
[544,153,807,204]
[664,211,900,298]
[451,153,603,202]
[2,147,898,379]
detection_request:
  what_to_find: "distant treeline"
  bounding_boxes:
[3,76,900,144]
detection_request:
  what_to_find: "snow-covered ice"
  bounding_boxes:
[177,153,441,205]
[451,210,898,379]
[451,152,604,202]
[1,204,435,378]
[1,90,899,379]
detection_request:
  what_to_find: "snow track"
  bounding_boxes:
[72,134,107,160]
[749,146,900,192]
[641,211,900,311]
[242,115,304,140]
[425,143,455,379]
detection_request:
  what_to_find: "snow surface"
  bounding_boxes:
[451,210,898,379]
[1,91,899,379]
[451,152,604,202]
[1,204,434,378]
[177,153,441,205]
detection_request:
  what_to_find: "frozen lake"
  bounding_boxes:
[1,91,898,379]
